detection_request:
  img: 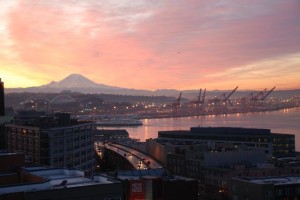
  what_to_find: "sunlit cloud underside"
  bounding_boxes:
[0,0,300,90]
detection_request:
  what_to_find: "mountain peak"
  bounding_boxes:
[63,73,94,82]
[65,73,85,78]
[45,74,100,88]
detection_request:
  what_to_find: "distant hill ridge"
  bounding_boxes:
[5,74,300,98]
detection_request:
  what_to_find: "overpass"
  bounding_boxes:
[95,142,163,170]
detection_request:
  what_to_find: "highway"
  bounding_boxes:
[96,142,163,170]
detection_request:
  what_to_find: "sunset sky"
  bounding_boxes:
[0,0,300,90]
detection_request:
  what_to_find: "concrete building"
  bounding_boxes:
[146,138,176,165]
[158,127,295,155]
[146,136,300,200]
[146,138,266,171]
[165,144,268,199]
[204,163,300,200]
[94,129,129,142]
[14,110,46,125]
[0,167,123,200]
[115,168,199,200]
[230,176,300,200]
[6,113,96,171]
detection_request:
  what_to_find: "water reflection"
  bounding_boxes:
[100,107,300,150]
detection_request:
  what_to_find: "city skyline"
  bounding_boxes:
[0,0,300,90]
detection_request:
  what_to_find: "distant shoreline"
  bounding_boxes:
[137,105,300,120]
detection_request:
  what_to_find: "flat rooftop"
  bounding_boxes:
[236,176,300,185]
[159,127,295,137]
[0,168,119,195]
[0,151,21,156]
[114,168,196,182]
[190,127,271,135]
[116,168,167,180]
[26,168,116,186]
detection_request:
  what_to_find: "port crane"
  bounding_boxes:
[170,92,182,107]
[249,88,267,102]
[249,87,275,102]
[195,89,202,104]
[260,86,275,101]
[223,86,238,102]
[210,86,238,104]
[188,88,206,106]
[201,88,206,104]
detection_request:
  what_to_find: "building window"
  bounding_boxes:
[275,189,283,196]
[296,187,300,194]
[265,190,272,198]
[232,185,236,192]
[285,188,292,195]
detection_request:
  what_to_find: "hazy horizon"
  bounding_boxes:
[4,73,290,93]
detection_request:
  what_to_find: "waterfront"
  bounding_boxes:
[98,107,300,150]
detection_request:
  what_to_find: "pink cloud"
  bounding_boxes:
[3,0,300,90]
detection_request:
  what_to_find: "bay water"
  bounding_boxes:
[99,107,300,150]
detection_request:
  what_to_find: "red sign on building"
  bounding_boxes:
[129,180,145,200]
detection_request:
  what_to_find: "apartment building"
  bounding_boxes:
[6,113,95,171]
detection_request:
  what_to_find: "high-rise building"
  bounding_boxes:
[0,78,4,116]
[0,78,13,149]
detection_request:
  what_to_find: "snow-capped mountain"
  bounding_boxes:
[6,74,152,95]
[42,74,117,89]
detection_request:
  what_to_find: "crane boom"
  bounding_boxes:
[176,92,182,106]
[250,88,266,101]
[254,88,266,98]
[223,86,238,101]
[193,89,203,104]
[197,89,202,103]
[260,87,275,101]
[201,88,206,103]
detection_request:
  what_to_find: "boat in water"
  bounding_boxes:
[96,118,143,126]
[73,114,143,126]
[95,115,143,126]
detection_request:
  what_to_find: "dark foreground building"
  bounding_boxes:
[158,127,295,155]
[0,167,123,200]
[0,78,13,150]
[115,168,199,200]
[146,127,297,199]
[0,78,4,116]
[230,176,300,200]
[0,116,13,150]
